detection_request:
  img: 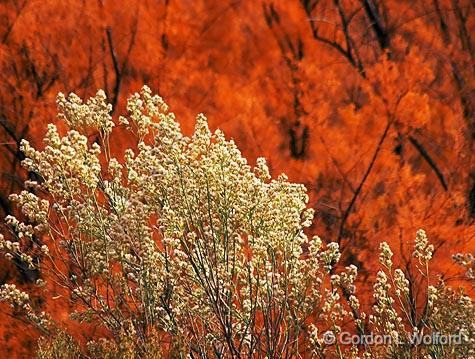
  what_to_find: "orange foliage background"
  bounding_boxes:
[0,0,474,356]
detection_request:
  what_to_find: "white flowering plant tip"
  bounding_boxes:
[453,253,475,285]
[364,236,475,359]
[0,87,473,358]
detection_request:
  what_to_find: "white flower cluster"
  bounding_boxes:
[413,228,434,263]
[453,253,475,282]
[1,87,473,358]
[370,271,404,332]
[0,284,50,332]
[121,85,169,138]
[57,89,114,134]
[0,283,30,309]
[366,232,475,358]
[9,190,49,229]
[20,125,101,198]
[379,241,393,268]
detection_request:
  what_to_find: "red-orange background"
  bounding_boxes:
[0,0,474,356]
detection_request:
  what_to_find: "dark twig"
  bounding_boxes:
[337,120,392,244]
[408,136,448,191]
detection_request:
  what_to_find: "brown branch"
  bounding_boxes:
[1,0,29,44]
[361,0,390,50]
[104,6,138,113]
[433,0,451,44]
[337,120,392,244]
[318,133,356,193]
[451,62,474,129]
[105,27,121,113]
[432,1,474,133]
[452,0,474,60]
[263,3,310,159]
[469,181,475,218]
[408,135,448,191]
[334,0,363,70]
[302,1,366,77]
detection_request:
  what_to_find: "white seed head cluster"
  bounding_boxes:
[20,126,101,198]
[379,241,393,268]
[453,253,475,283]
[393,268,410,296]
[413,229,434,263]
[365,232,475,358]
[9,190,49,229]
[57,89,114,134]
[0,284,50,331]
[122,85,169,138]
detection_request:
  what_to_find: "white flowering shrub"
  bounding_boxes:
[0,87,473,358]
[363,231,475,358]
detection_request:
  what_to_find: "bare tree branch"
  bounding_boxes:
[1,0,29,44]
[105,27,121,112]
[301,0,366,76]
[408,135,448,191]
[361,0,390,50]
[337,119,392,244]
[105,6,139,113]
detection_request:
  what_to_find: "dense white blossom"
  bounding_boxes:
[0,87,473,358]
